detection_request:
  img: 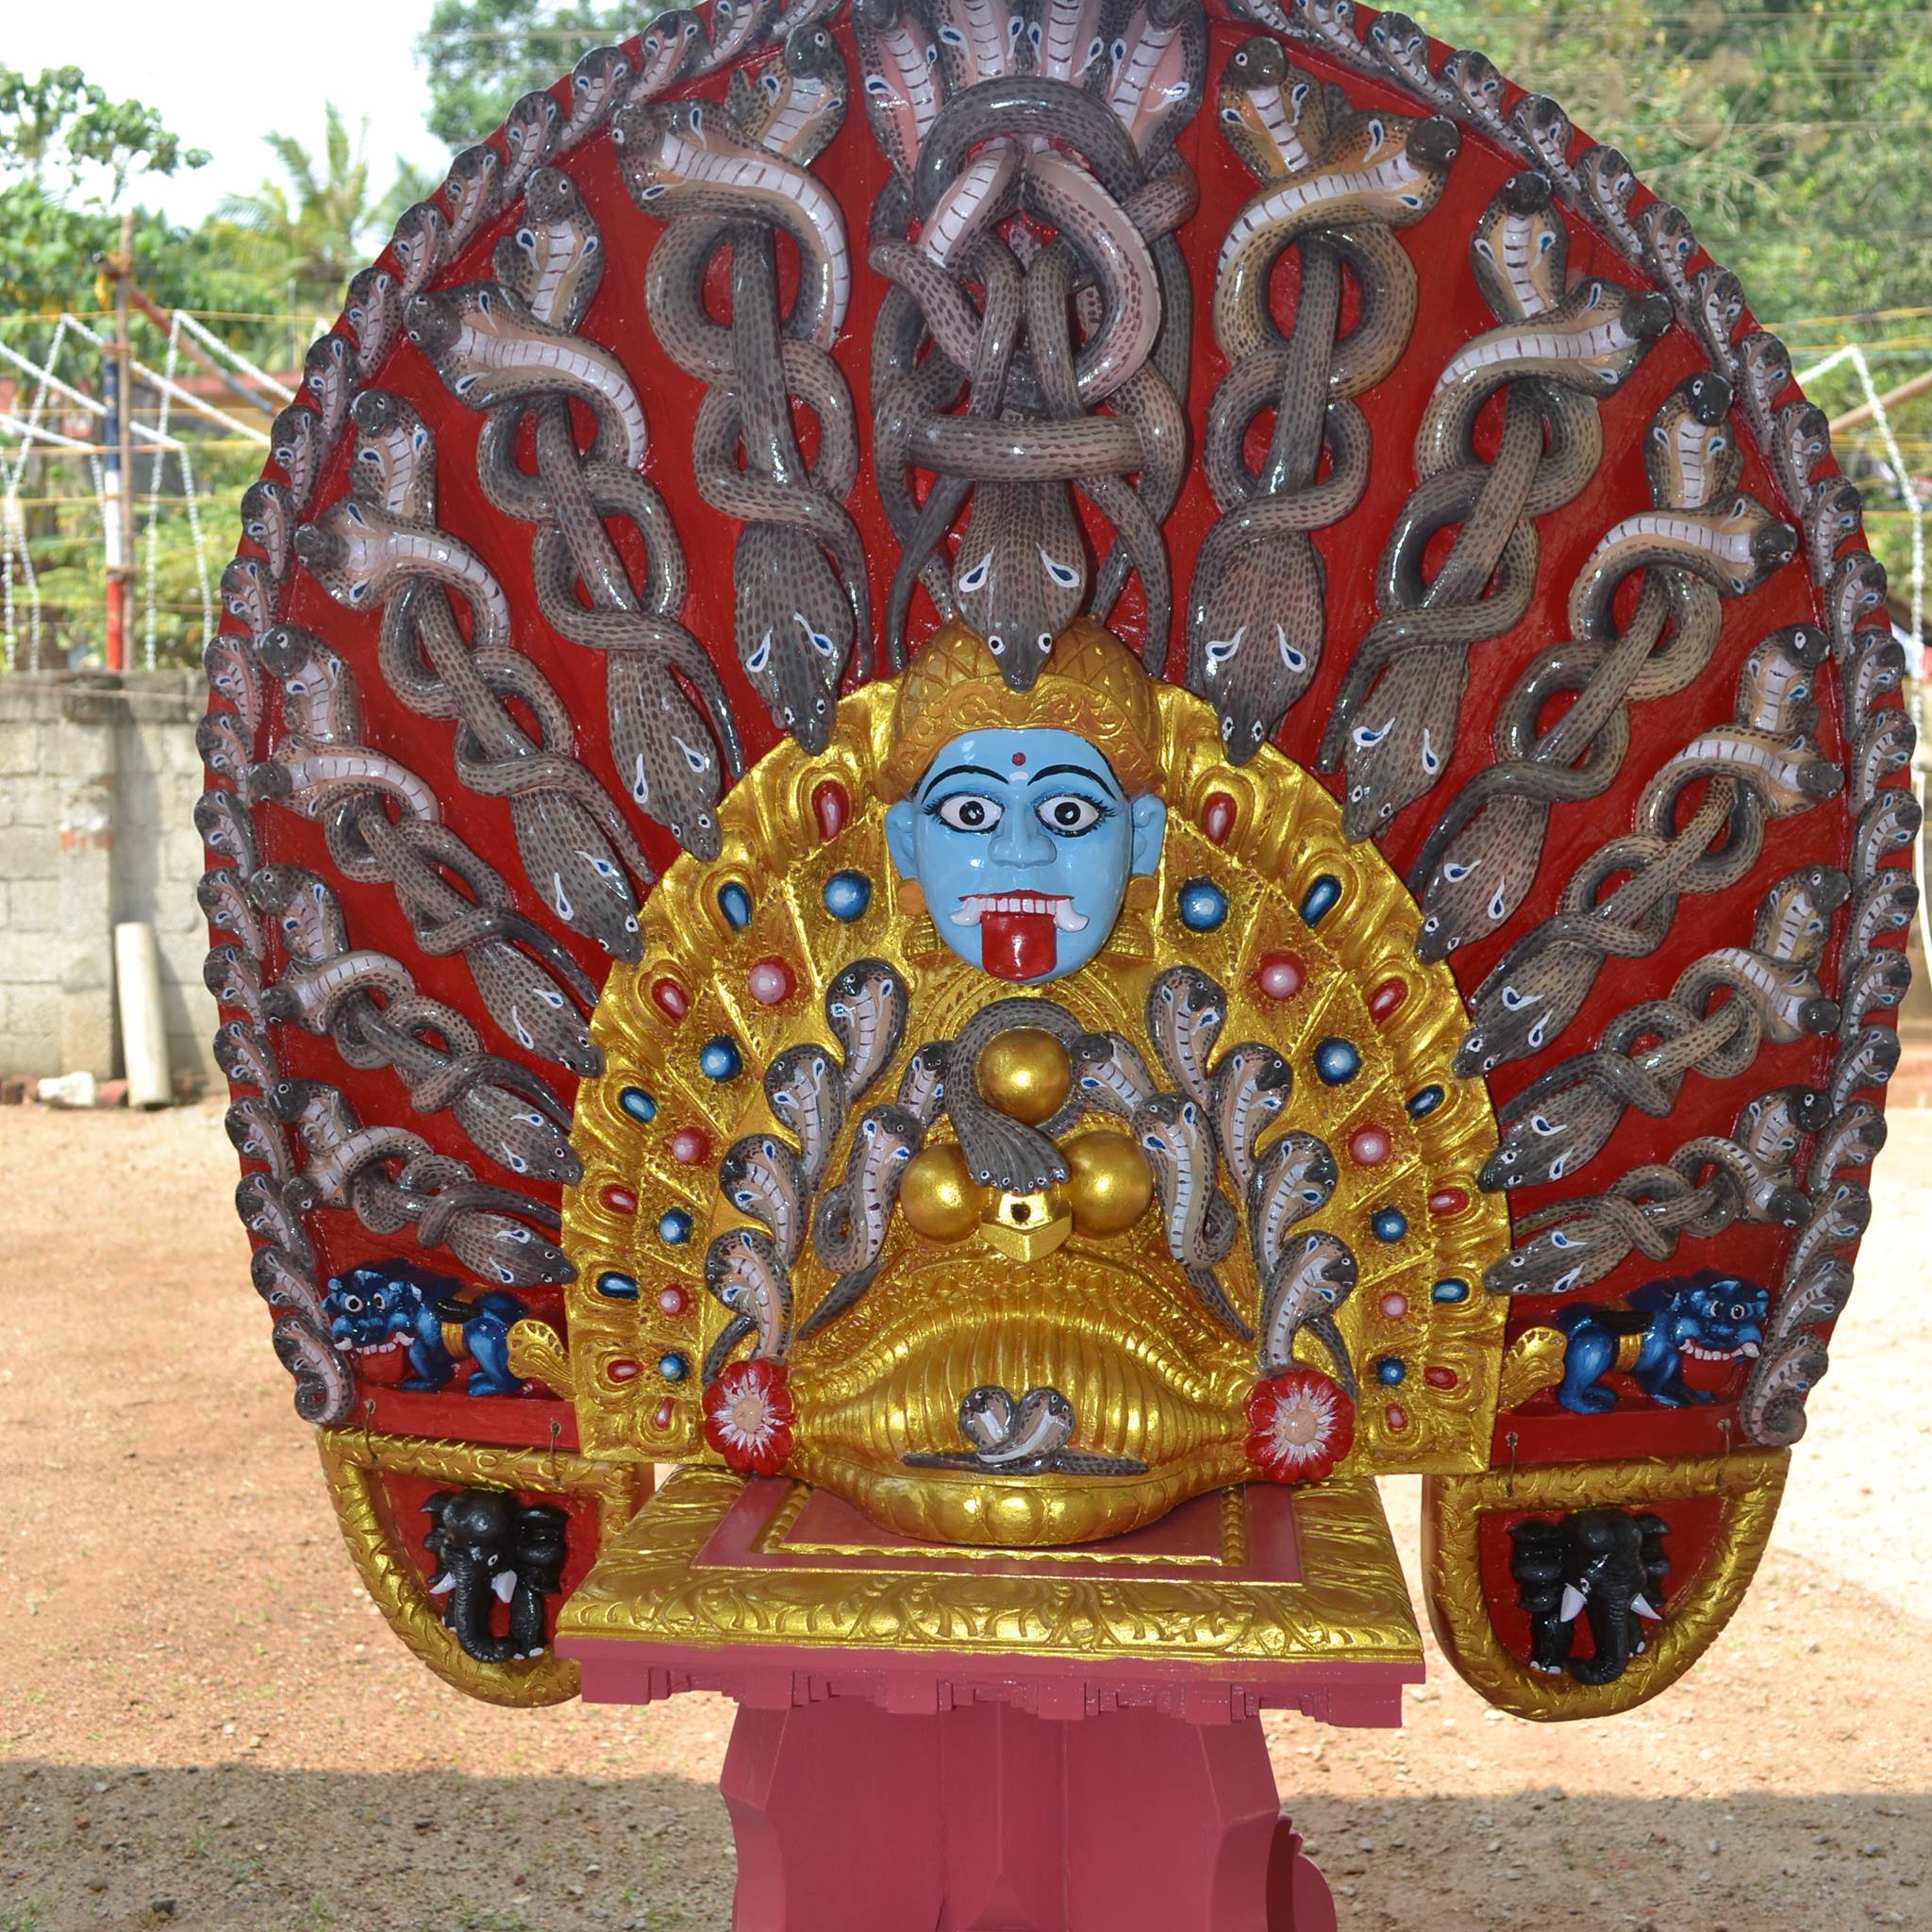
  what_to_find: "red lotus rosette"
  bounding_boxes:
[703,1359,796,1475]
[1245,1370,1355,1484]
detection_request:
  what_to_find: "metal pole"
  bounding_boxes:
[103,210,136,675]
[1829,365,1932,437]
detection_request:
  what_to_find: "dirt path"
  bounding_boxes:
[3,1102,1928,1931]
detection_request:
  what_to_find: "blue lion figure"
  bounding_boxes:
[323,1261,527,1396]
[1554,1272,1770,1414]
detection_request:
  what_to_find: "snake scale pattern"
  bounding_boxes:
[196,0,1911,1450]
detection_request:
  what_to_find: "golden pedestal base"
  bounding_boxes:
[558,1467,1422,1703]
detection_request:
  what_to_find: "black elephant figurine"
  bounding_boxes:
[422,1487,570,1664]
[1508,1507,1671,1686]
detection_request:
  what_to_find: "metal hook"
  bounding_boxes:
[544,1417,563,1490]
[1716,1417,1733,1494]
[1504,1429,1520,1497]
[361,1397,380,1469]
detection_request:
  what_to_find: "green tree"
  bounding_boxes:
[417,0,641,148]
[213,104,437,316]
[0,69,314,674]
[0,66,213,327]
[1417,0,1932,326]
[1418,0,1932,605]
[0,64,208,201]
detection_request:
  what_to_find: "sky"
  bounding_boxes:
[8,0,455,228]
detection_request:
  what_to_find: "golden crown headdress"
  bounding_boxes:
[881,619,1161,797]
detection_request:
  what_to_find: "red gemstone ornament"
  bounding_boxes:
[1379,1292,1408,1322]
[607,1357,641,1384]
[600,1184,638,1216]
[1367,977,1408,1023]
[1428,1186,1471,1218]
[1255,953,1304,1001]
[703,1359,796,1474]
[651,1397,675,1430]
[1244,1369,1355,1484]
[1201,791,1236,846]
[1385,1404,1409,1432]
[1424,1366,1457,1390]
[747,957,794,1006]
[812,779,849,841]
[657,1283,690,1317]
[670,1125,711,1165]
[652,977,690,1022]
[1348,1124,1391,1167]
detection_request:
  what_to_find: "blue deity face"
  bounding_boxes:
[884,727,1166,982]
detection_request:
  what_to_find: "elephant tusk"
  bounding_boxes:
[426,1572,454,1595]
[1633,1594,1663,1621]
[1558,1584,1588,1623]
[492,1570,519,1602]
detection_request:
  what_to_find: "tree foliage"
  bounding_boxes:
[417,0,640,148]
[213,104,436,316]
[0,65,208,202]
[1420,0,1932,601]
[0,74,412,670]
[0,65,220,327]
[1419,0,1932,325]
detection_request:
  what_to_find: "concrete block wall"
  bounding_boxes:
[0,673,218,1084]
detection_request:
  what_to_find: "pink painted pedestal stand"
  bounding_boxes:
[560,1473,1422,1932]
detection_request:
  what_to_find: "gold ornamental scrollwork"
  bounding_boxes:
[318,1428,652,1707]
[1423,1450,1789,1722]
[564,676,1510,1534]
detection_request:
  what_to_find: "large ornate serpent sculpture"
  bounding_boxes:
[196,0,1911,1715]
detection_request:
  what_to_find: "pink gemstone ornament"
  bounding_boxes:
[748,957,795,1005]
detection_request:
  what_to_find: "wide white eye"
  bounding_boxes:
[935,792,1002,832]
[1036,792,1102,834]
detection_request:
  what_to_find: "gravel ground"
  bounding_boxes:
[2,1099,1928,1932]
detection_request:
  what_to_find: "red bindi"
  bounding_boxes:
[1011,751,1026,766]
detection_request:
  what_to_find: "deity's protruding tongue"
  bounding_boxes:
[980,910,1058,981]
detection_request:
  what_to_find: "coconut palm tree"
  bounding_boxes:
[214,104,436,316]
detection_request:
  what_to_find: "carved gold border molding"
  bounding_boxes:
[559,1467,1423,1666]
[1423,1450,1789,1721]
[318,1428,652,1707]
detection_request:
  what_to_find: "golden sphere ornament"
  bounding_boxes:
[1062,1129,1155,1236]
[976,1028,1073,1124]
[898,1143,981,1242]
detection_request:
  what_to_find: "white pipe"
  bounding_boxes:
[113,921,172,1108]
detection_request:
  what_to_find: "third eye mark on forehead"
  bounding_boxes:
[920,758,1124,802]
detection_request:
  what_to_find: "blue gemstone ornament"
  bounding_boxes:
[1375,1356,1407,1387]
[823,871,872,922]
[1371,1206,1408,1244]
[1431,1276,1470,1305]
[1299,874,1341,924]
[658,1351,689,1383]
[1176,877,1227,931]
[1406,1084,1445,1119]
[1313,1037,1361,1086]
[718,880,753,929]
[594,1270,639,1300]
[619,1086,658,1124]
[658,1207,692,1245]
[699,1035,742,1082]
